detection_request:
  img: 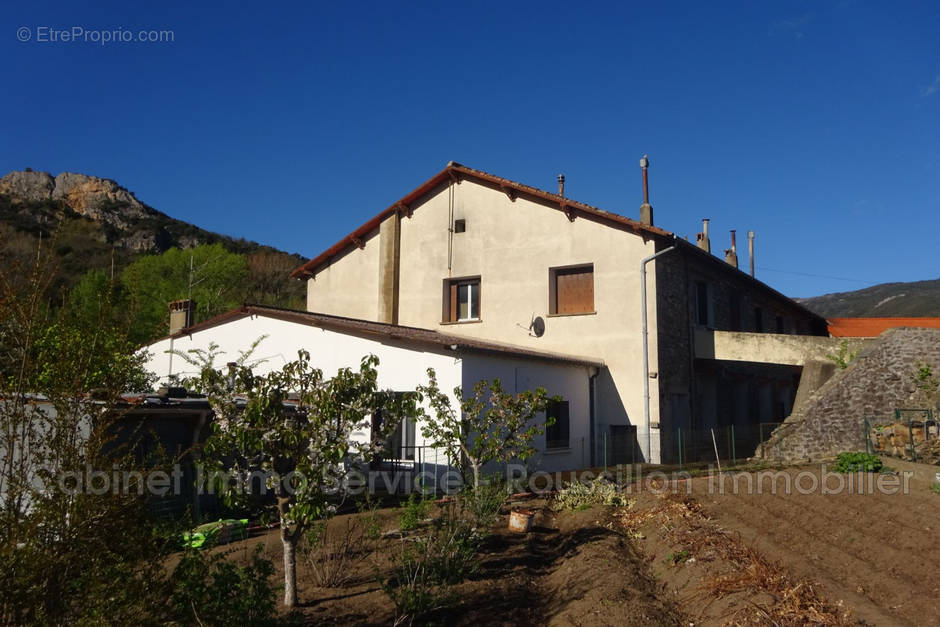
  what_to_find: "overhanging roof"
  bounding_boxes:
[154,304,605,369]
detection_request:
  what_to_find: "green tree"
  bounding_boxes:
[417,369,554,492]
[183,349,421,607]
[121,243,248,343]
[0,251,176,623]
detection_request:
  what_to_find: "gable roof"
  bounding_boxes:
[290,162,671,278]
[827,317,940,338]
[155,303,604,368]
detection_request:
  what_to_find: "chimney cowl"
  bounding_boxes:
[557,174,565,196]
[639,155,653,226]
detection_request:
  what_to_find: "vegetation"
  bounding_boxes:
[399,492,433,531]
[182,348,422,607]
[797,277,940,317]
[832,452,884,473]
[169,545,285,626]
[417,369,554,492]
[554,476,633,510]
[826,339,858,370]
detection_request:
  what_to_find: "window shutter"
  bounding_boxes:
[449,282,458,322]
[555,268,594,314]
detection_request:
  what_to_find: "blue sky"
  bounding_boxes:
[2,1,938,298]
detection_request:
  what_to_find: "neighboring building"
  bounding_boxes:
[828,317,940,337]
[289,161,829,464]
[144,304,602,475]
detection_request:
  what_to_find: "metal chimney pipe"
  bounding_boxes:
[639,155,653,225]
[748,230,755,277]
[557,174,565,197]
[730,229,736,252]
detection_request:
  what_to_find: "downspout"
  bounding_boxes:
[640,238,677,463]
[589,367,599,467]
[447,179,454,271]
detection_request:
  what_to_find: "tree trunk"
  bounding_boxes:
[281,528,297,607]
[471,461,481,492]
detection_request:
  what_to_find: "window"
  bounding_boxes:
[754,307,764,332]
[545,400,570,449]
[775,315,785,334]
[693,281,712,326]
[549,264,594,315]
[453,219,466,233]
[443,277,480,322]
[372,401,415,461]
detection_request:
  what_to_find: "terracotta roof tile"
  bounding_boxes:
[827,317,940,337]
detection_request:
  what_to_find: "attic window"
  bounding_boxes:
[549,264,594,315]
[454,219,466,233]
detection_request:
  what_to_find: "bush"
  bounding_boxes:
[554,476,633,510]
[930,482,940,495]
[399,492,433,531]
[169,544,286,626]
[832,452,883,473]
[380,500,482,623]
[300,515,374,588]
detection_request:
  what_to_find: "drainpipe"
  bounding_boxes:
[589,367,599,467]
[640,239,677,463]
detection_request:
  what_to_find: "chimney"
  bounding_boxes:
[168,299,195,335]
[748,230,755,277]
[557,174,565,197]
[724,230,738,268]
[696,218,711,253]
[638,155,653,225]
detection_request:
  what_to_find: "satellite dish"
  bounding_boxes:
[529,316,546,338]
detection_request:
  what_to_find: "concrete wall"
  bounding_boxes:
[694,329,868,366]
[763,328,940,461]
[306,229,382,319]
[462,354,593,472]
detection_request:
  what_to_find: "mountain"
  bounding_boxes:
[0,168,306,306]
[795,278,940,318]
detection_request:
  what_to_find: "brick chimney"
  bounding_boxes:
[168,299,195,335]
[724,230,738,268]
[696,219,711,253]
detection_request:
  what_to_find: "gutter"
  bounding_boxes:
[640,237,677,463]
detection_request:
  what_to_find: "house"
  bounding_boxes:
[287,160,829,464]
[144,304,602,478]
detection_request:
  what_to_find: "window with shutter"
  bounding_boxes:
[549,264,594,315]
[442,277,481,322]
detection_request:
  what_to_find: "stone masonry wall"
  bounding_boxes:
[764,328,940,461]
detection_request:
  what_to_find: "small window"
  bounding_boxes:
[545,400,570,449]
[549,264,594,315]
[775,315,785,334]
[693,281,712,326]
[453,219,466,233]
[443,277,480,322]
[754,307,764,332]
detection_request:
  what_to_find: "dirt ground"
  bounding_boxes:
[622,459,940,626]
[225,501,684,626]
[209,458,940,626]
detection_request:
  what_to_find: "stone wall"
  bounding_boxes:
[763,328,940,461]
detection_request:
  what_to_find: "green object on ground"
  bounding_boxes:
[181,518,249,549]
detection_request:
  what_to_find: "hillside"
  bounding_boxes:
[0,168,306,307]
[796,278,940,318]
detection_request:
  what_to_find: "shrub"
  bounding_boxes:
[169,544,285,626]
[463,480,505,530]
[930,482,940,495]
[399,492,433,531]
[832,452,883,473]
[300,515,374,588]
[554,476,633,510]
[380,501,482,623]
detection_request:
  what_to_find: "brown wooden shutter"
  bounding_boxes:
[449,282,458,322]
[555,267,593,314]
